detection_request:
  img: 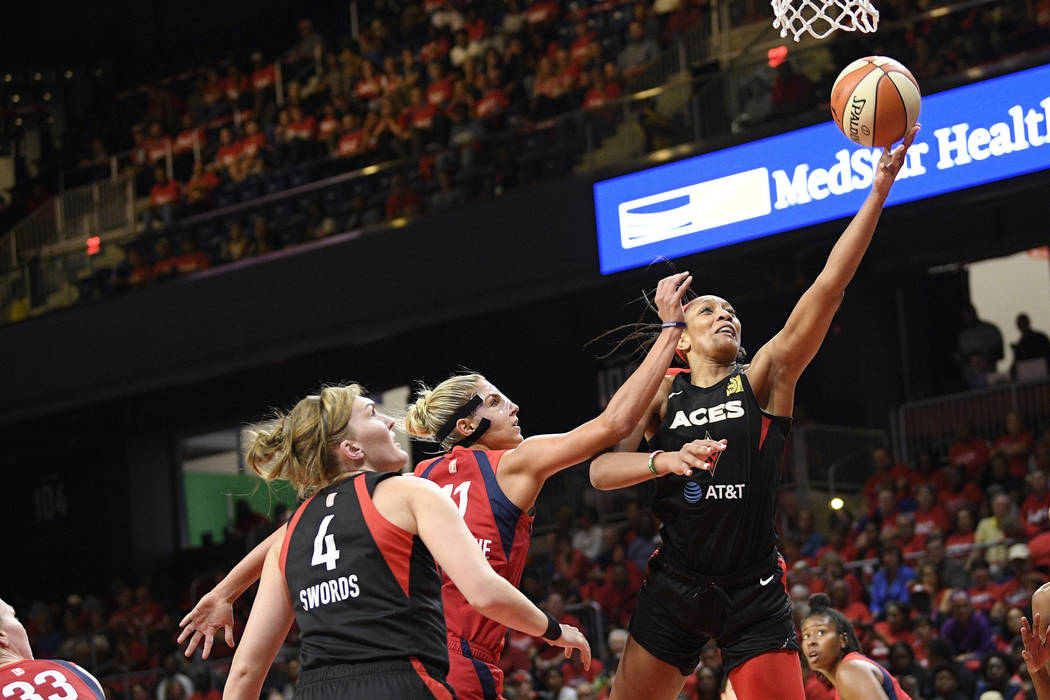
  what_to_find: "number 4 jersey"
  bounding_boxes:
[1,660,105,700]
[415,447,534,658]
[280,471,449,675]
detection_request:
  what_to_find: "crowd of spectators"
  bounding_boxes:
[11,406,1050,699]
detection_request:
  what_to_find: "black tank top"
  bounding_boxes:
[648,368,791,576]
[280,471,449,674]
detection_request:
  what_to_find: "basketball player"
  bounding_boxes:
[800,594,913,700]
[223,384,590,700]
[0,598,106,700]
[402,271,694,700]
[589,124,920,700]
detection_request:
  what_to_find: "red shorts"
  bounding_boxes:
[447,637,504,700]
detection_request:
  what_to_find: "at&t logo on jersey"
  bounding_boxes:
[668,400,744,429]
[682,482,747,503]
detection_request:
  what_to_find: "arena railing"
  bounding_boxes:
[891,376,1050,464]
[3,0,1046,325]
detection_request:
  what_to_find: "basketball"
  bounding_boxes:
[830,56,921,148]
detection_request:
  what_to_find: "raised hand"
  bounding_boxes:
[1022,612,1050,673]
[873,123,920,196]
[656,439,727,477]
[655,272,694,325]
[177,588,236,659]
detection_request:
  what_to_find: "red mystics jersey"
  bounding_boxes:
[415,447,534,657]
[835,652,912,700]
[0,660,105,700]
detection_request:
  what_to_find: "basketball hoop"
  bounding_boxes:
[770,0,879,41]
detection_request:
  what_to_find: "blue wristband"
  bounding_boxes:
[662,321,686,328]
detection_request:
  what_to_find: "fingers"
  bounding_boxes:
[671,275,693,304]
[580,643,592,669]
[225,624,236,647]
[176,625,191,645]
[202,632,214,660]
[179,610,195,628]
[183,631,201,658]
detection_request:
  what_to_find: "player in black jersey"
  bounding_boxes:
[590,125,919,700]
[222,384,590,700]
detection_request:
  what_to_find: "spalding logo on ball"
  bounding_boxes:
[830,56,921,148]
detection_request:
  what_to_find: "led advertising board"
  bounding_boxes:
[593,63,1050,274]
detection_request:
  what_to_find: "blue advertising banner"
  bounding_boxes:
[593,63,1050,274]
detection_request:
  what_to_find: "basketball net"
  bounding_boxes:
[770,0,879,41]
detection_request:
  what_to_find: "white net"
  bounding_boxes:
[770,0,879,41]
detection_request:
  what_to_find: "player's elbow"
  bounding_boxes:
[596,412,635,444]
[462,573,503,612]
[589,457,613,490]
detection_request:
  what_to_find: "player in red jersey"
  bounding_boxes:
[402,272,695,700]
[589,126,919,700]
[0,598,106,700]
[222,384,589,700]
[801,594,912,700]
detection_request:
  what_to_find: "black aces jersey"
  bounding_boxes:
[648,368,791,576]
[280,472,449,675]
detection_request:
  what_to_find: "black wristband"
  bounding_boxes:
[542,611,562,641]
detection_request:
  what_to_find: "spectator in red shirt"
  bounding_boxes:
[895,513,926,557]
[945,506,977,557]
[420,26,450,64]
[400,85,441,152]
[372,98,409,159]
[475,73,510,129]
[532,56,568,118]
[593,562,639,628]
[172,114,203,158]
[384,173,422,219]
[354,60,382,103]
[143,167,180,231]
[224,66,250,108]
[317,105,340,145]
[1022,469,1050,536]
[183,160,220,214]
[948,421,990,479]
[828,578,872,628]
[939,465,984,516]
[912,483,951,539]
[239,120,268,159]
[872,602,916,662]
[426,61,454,106]
[570,22,597,64]
[145,122,172,165]
[863,447,901,506]
[214,128,242,171]
[583,69,622,111]
[150,238,178,280]
[379,55,403,96]
[995,410,1034,476]
[250,52,276,93]
[287,106,317,141]
[334,113,368,161]
[173,236,211,275]
[967,559,1000,615]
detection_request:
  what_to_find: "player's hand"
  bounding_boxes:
[548,624,592,669]
[655,272,693,325]
[177,589,236,659]
[1021,612,1050,673]
[656,439,727,476]
[873,123,920,195]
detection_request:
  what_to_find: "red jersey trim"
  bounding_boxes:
[354,475,415,598]
[666,367,691,376]
[410,657,454,699]
[280,495,315,576]
[759,415,772,450]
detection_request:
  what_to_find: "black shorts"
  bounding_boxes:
[629,550,800,676]
[296,660,455,700]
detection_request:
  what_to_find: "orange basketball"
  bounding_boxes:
[829,56,921,148]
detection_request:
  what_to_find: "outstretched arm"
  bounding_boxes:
[223,543,294,700]
[178,525,286,658]
[747,125,919,416]
[405,477,591,666]
[590,439,725,490]
[498,273,692,493]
